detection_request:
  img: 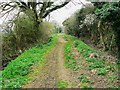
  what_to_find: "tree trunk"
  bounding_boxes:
[98,20,108,51]
[114,28,120,59]
[109,34,114,51]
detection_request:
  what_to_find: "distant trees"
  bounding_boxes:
[63,14,79,36]
[51,22,64,33]
[63,5,96,38]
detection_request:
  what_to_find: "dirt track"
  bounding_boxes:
[24,37,79,88]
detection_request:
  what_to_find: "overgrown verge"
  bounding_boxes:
[63,34,119,88]
[64,42,76,69]
[63,34,78,70]
[74,39,119,88]
[58,80,69,89]
[1,34,58,88]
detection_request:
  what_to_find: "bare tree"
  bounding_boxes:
[0,0,71,31]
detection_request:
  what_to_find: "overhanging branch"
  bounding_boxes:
[42,0,71,18]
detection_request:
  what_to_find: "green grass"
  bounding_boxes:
[62,34,118,88]
[63,34,103,58]
[108,75,118,83]
[73,39,104,59]
[88,60,105,70]
[64,42,76,69]
[58,80,69,89]
[79,83,93,88]
[2,34,58,88]
[74,40,80,47]
[74,40,95,58]
[96,68,108,75]
[62,34,77,42]
[86,58,97,63]
[73,66,80,71]
[77,74,90,83]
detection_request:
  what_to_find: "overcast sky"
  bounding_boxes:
[0,0,90,27]
[47,0,90,25]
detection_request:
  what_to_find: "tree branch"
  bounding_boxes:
[42,0,71,18]
[79,0,86,7]
[36,2,44,5]
[18,0,27,7]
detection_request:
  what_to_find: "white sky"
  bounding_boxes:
[47,0,90,26]
[0,0,90,27]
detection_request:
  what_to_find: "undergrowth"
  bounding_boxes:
[58,80,69,89]
[2,34,58,88]
[64,41,76,69]
[62,34,119,88]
